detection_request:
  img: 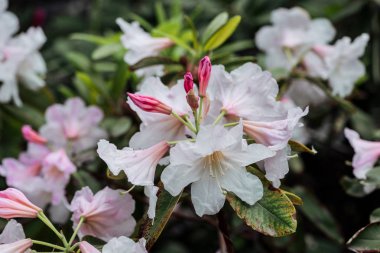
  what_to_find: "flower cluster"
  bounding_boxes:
[0,188,144,253]
[0,0,47,106]
[98,56,308,217]
[0,97,106,222]
[256,7,369,104]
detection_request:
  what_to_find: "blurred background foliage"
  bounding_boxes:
[1,0,380,252]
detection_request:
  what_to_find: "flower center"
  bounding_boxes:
[204,151,227,177]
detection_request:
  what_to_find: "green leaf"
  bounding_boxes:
[350,110,377,139]
[288,140,317,155]
[70,33,109,45]
[293,187,343,243]
[371,208,380,223]
[366,167,380,187]
[204,15,241,51]
[226,166,297,237]
[152,29,194,54]
[130,56,180,71]
[201,12,228,44]
[213,40,253,59]
[139,182,182,250]
[92,43,123,60]
[340,176,370,198]
[184,15,199,50]
[111,61,129,98]
[101,117,132,138]
[65,52,90,71]
[347,222,380,252]
[2,104,45,127]
[281,189,303,206]
[155,2,166,24]
[129,13,153,31]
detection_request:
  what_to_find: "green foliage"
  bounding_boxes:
[347,222,380,252]
[227,166,297,237]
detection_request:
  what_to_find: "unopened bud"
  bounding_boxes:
[186,89,199,111]
[21,125,47,144]
[128,93,172,115]
[198,56,211,97]
[184,72,193,93]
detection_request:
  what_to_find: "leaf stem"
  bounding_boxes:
[171,112,197,133]
[68,216,85,246]
[31,240,66,251]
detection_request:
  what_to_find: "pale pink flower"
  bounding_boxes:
[79,241,100,253]
[345,128,380,179]
[116,18,172,78]
[255,7,335,71]
[0,188,41,219]
[0,239,32,253]
[161,123,275,216]
[144,185,159,220]
[42,149,76,205]
[40,98,106,158]
[127,77,191,148]
[21,125,47,144]
[70,187,136,242]
[0,220,26,244]
[102,237,147,253]
[97,139,169,186]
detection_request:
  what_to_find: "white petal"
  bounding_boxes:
[0,220,25,243]
[263,149,289,188]
[144,185,159,220]
[161,164,202,196]
[220,168,263,205]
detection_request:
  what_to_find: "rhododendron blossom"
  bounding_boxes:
[102,237,147,253]
[79,241,101,253]
[0,188,41,219]
[0,219,32,253]
[116,18,172,79]
[70,186,136,242]
[345,128,380,179]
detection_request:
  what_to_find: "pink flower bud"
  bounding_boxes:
[198,56,211,97]
[0,239,33,253]
[186,90,199,111]
[0,188,42,219]
[79,241,101,253]
[128,93,172,115]
[184,72,194,93]
[21,125,47,144]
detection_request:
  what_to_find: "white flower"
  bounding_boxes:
[285,79,327,107]
[0,0,18,46]
[128,77,192,148]
[116,18,172,78]
[255,7,335,71]
[144,185,159,220]
[103,237,147,253]
[161,123,275,216]
[0,220,25,244]
[97,139,169,186]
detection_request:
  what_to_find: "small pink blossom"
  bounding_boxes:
[21,125,46,144]
[97,139,169,186]
[70,187,136,242]
[42,149,76,205]
[345,128,380,179]
[0,239,32,253]
[79,241,100,253]
[128,93,172,115]
[198,56,211,97]
[184,72,194,93]
[0,188,41,219]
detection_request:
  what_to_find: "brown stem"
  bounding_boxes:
[217,210,235,253]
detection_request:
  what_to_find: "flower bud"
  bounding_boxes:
[128,93,172,115]
[184,72,194,93]
[198,56,211,97]
[0,239,33,253]
[186,89,199,111]
[79,241,101,253]
[21,125,47,144]
[0,188,42,219]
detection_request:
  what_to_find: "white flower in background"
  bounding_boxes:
[161,123,275,216]
[127,77,191,148]
[103,237,147,253]
[304,33,369,97]
[344,128,380,179]
[255,7,335,71]
[0,1,47,106]
[284,79,327,108]
[40,97,107,161]
[0,219,32,253]
[116,18,172,79]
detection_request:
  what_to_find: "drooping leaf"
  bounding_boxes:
[226,166,297,237]
[347,222,380,252]
[204,15,241,51]
[65,52,91,71]
[70,33,109,45]
[288,140,317,155]
[340,176,370,198]
[281,189,303,206]
[293,187,343,243]
[2,104,45,128]
[350,110,377,139]
[370,208,380,223]
[130,56,180,71]
[92,43,123,60]
[139,182,182,250]
[366,167,380,187]
[201,12,229,44]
